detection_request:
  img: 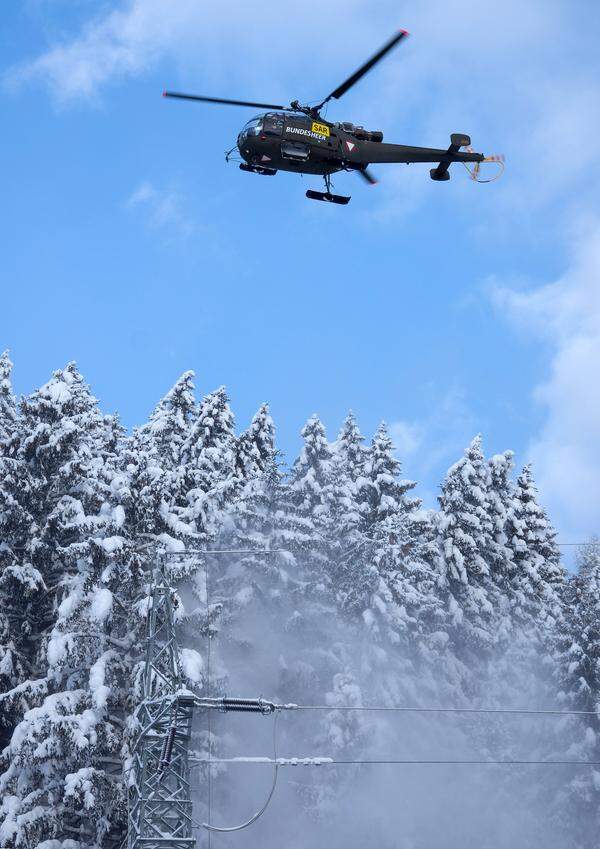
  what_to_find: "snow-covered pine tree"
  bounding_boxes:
[178,386,238,544]
[362,422,420,530]
[0,364,130,849]
[0,350,17,449]
[120,426,189,544]
[286,414,334,584]
[327,412,374,610]
[324,448,369,612]
[353,423,443,651]
[234,402,276,480]
[558,541,600,715]
[553,540,600,847]
[437,435,495,650]
[0,352,42,747]
[505,464,565,631]
[514,465,564,583]
[221,404,282,600]
[486,451,516,643]
[335,411,368,484]
[138,371,197,470]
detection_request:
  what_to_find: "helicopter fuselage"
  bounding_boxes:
[235,111,484,179]
[237,112,349,176]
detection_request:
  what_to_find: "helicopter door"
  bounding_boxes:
[281,141,311,161]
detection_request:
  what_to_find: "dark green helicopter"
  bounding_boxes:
[164,30,502,205]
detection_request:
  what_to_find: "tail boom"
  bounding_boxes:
[350,134,484,179]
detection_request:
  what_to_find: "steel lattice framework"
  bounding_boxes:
[127,556,196,849]
[127,551,285,849]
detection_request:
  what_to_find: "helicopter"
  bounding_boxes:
[163,30,503,205]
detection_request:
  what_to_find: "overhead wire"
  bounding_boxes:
[190,756,600,767]
[195,712,281,832]
[288,705,599,717]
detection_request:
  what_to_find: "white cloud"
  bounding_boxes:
[5,0,375,103]
[492,220,600,543]
[127,180,194,235]
[8,1,600,223]
[389,420,423,457]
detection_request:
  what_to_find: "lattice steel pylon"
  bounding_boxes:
[127,549,289,849]
[127,555,197,849]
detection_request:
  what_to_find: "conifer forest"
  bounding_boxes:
[1,352,599,849]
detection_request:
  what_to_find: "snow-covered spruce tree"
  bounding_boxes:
[485,451,517,643]
[552,541,600,847]
[178,386,238,544]
[437,435,495,652]
[505,464,565,632]
[138,371,197,470]
[324,448,367,612]
[0,350,17,448]
[352,423,444,656]
[0,351,42,747]
[286,414,334,585]
[327,412,375,611]
[121,426,182,542]
[0,363,132,849]
[235,402,276,480]
[219,402,286,617]
[362,422,420,529]
[335,411,368,484]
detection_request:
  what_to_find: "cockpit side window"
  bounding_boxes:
[263,113,285,136]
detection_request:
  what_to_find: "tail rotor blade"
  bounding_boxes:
[358,167,378,185]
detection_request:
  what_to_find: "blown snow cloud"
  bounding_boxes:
[493,221,600,544]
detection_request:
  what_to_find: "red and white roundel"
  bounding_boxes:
[345,140,356,152]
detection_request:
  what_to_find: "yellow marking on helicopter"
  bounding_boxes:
[311,121,330,137]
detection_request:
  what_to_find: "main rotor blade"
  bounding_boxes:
[320,30,409,107]
[163,92,286,110]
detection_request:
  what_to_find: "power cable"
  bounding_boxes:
[190,756,600,767]
[289,705,598,717]
[194,713,281,832]
[321,758,600,766]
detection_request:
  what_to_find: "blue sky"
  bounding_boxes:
[2,0,600,549]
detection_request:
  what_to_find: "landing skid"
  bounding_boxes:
[306,190,351,205]
[307,174,350,205]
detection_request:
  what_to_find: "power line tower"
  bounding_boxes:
[127,550,287,849]
[127,554,196,849]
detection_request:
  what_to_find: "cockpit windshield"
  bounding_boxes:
[242,117,263,136]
